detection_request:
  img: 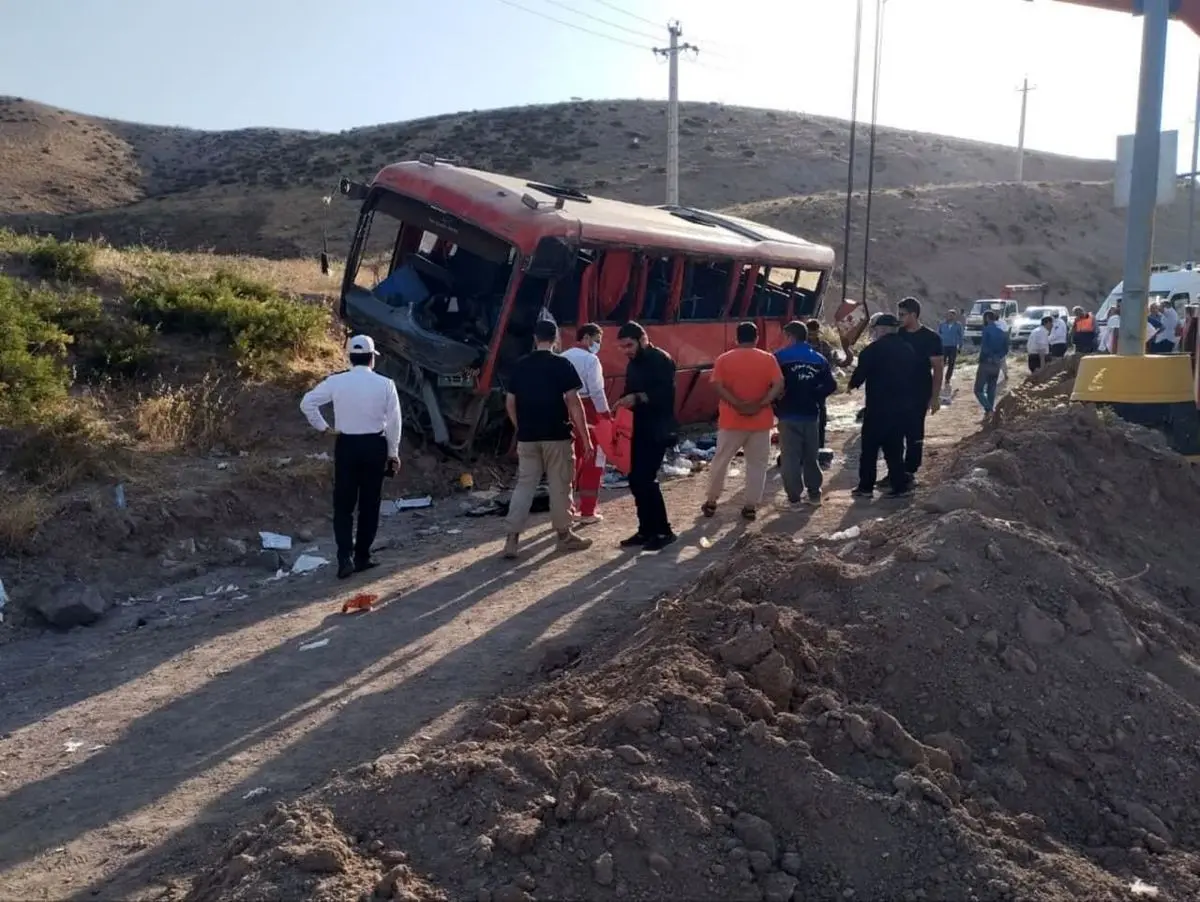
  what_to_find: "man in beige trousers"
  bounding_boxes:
[702,321,785,521]
[502,319,593,559]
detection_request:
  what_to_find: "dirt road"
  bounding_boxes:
[0,378,993,901]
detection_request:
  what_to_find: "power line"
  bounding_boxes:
[538,0,660,41]
[495,0,652,49]
[586,0,661,29]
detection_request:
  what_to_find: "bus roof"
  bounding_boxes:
[371,160,835,270]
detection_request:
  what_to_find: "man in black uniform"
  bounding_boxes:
[614,321,677,551]
[896,296,944,480]
[848,314,919,498]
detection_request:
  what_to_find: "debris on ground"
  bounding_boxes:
[259,532,293,551]
[185,401,1200,902]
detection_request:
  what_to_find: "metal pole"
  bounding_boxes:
[861,0,885,304]
[1016,77,1031,182]
[1119,0,1170,356]
[840,0,865,305]
[1189,54,1200,263]
[666,21,681,206]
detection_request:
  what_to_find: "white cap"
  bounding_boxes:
[346,334,377,356]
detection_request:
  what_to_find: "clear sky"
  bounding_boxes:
[4,0,1200,168]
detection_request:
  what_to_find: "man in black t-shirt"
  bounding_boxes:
[848,314,919,497]
[503,319,593,559]
[896,296,944,479]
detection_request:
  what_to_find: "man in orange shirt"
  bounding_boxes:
[703,321,785,521]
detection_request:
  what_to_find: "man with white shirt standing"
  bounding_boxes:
[560,323,610,525]
[1026,315,1053,373]
[1048,314,1069,358]
[1154,300,1180,354]
[300,335,403,579]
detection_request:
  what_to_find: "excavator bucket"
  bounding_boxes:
[833,297,870,364]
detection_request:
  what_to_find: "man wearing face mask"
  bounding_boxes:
[561,323,611,525]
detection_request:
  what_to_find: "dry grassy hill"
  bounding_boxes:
[1,96,1114,264]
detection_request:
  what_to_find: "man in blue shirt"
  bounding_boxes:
[937,309,965,397]
[774,320,838,504]
[974,310,1009,416]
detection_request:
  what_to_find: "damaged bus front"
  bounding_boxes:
[336,168,574,454]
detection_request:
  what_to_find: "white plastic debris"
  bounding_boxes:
[395,496,433,510]
[64,740,84,753]
[179,595,204,603]
[446,529,463,535]
[114,483,127,509]
[828,526,862,542]
[299,638,330,651]
[216,462,230,470]
[291,554,329,574]
[242,786,269,800]
[306,452,331,462]
[970,467,988,478]
[1130,879,1159,897]
[259,531,292,551]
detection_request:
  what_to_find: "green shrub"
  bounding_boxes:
[0,277,71,425]
[27,236,98,283]
[128,270,328,368]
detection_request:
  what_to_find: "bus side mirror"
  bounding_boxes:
[526,236,575,279]
[339,178,369,201]
[320,252,330,275]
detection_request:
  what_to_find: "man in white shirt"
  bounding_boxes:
[1049,315,1069,358]
[1156,301,1181,353]
[300,335,403,579]
[1026,315,1053,373]
[559,323,610,525]
[1103,305,1122,354]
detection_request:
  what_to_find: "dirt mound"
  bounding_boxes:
[186,406,1200,902]
[991,356,1079,425]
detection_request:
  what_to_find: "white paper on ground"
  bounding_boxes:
[259,531,292,550]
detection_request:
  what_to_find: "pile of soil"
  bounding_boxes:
[992,355,1079,426]
[186,403,1200,902]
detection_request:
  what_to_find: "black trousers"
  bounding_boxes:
[629,434,671,537]
[859,412,908,493]
[333,433,388,564]
[817,400,828,448]
[1050,342,1068,358]
[1073,333,1096,354]
[943,347,959,384]
[1028,354,1044,373]
[902,401,927,475]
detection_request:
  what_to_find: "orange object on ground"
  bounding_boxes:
[593,407,634,476]
[341,593,378,614]
[573,398,605,517]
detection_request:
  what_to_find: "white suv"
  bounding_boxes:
[964,299,1018,346]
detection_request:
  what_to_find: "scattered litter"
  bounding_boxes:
[728,468,742,478]
[1130,879,1159,898]
[660,456,693,478]
[64,740,84,753]
[242,786,269,801]
[291,554,329,575]
[342,593,379,614]
[698,536,714,549]
[114,483,126,509]
[446,528,463,535]
[306,451,331,462]
[259,531,292,551]
[233,594,249,601]
[205,584,239,596]
[216,462,230,471]
[457,473,474,490]
[827,526,862,542]
[299,638,330,651]
[396,495,433,510]
[179,595,204,603]
[275,457,293,467]
[265,569,287,583]
[238,450,250,458]
[602,470,629,490]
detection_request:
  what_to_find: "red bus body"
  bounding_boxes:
[338,160,835,454]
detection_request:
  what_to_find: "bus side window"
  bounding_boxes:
[679,260,732,320]
[598,255,640,324]
[793,269,824,318]
[546,250,594,326]
[641,256,673,323]
[745,267,791,317]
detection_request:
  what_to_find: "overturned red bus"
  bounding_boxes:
[336,157,836,454]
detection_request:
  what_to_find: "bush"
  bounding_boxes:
[28,236,98,282]
[128,270,328,369]
[134,375,236,450]
[0,277,71,426]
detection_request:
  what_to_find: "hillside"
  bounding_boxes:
[743,179,1200,311]
[1,96,1113,264]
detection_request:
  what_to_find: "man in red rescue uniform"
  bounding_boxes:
[560,323,610,525]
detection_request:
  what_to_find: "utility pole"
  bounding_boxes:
[840,0,866,306]
[653,22,697,206]
[1016,77,1036,182]
[1189,54,1200,264]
